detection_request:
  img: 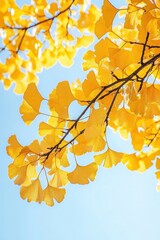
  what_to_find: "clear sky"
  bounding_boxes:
[1,1,160,240]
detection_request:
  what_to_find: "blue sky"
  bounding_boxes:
[1,1,160,240]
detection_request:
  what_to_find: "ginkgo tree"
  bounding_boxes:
[1,0,160,206]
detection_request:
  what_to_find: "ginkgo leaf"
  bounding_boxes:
[122,154,140,170]
[131,128,145,151]
[20,100,40,125]
[24,83,43,112]
[20,178,43,203]
[38,122,56,136]
[95,0,118,38]
[48,2,58,15]
[70,139,92,156]
[94,148,123,168]
[94,37,117,63]
[109,108,137,134]
[28,140,41,154]
[82,71,100,98]
[6,135,23,159]
[8,163,19,179]
[27,164,38,179]
[49,169,68,187]
[43,185,66,206]
[5,0,160,206]
[14,165,31,186]
[82,50,97,71]
[109,48,140,70]
[13,146,30,166]
[68,162,98,184]
[48,81,75,119]
[95,15,108,39]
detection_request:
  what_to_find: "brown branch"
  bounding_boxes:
[138,62,154,92]
[140,32,149,64]
[59,129,85,151]
[16,29,27,53]
[129,41,160,49]
[146,127,160,146]
[105,89,119,125]
[6,0,75,31]
[40,51,160,160]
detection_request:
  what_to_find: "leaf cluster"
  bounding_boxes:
[4,0,160,206]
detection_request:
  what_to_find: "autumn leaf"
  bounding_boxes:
[43,185,66,206]
[95,0,118,38]
[94,148,123,168]
[49,169,68,187]
[6,135,23,160]
[82,71,100,98]
[5,0,160,206]
[48,81,75,119]
[20,179,43,204]
[122,154,140,171]
[19,83,43,125]
[23,83,43,112]
[68,163,98,184]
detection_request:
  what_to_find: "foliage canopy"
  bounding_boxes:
[1,0,160,206]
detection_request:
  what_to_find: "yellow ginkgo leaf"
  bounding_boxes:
[95,0,118,38]
[131,128,145,151]
[6,135,23,159]
[48,81,75,119]
[94,148,123,168]
[109,48,140,70]
[122,154,140,170]
[20,100,39,125]
[49,169,68,187]
[38,122,56,136]
[14,165,30,186]
[8,163,19,179]
[43,185,66,206]
[48,2,58,15]
[94,37,117,63]
[77,35,94,48]
[28,140,41,155]
[82,71,100,98]
[13,146,30,166]
[24,83,43,112]
[82,50,97,71]
[27,164,38,179]
[95,15,108,39]
[68,162,98,185]
[20,178,43,203]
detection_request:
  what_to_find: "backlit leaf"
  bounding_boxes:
[68,163,98,184]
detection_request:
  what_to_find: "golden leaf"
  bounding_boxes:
[49,169,68,187]
[19,83,43,125]
[24,83,43,112]
[82,50,97,71]
[43,185,66,206]
[95,0,118,38]
[94,148,123,168]
[82,71,100,98]
[20,100,39,125]
[95,16,108,39]
[68,162,98,184]
[6,135,23,160]
[48,81,75,119]
[20,179,43,203]
[122,154,140,170]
